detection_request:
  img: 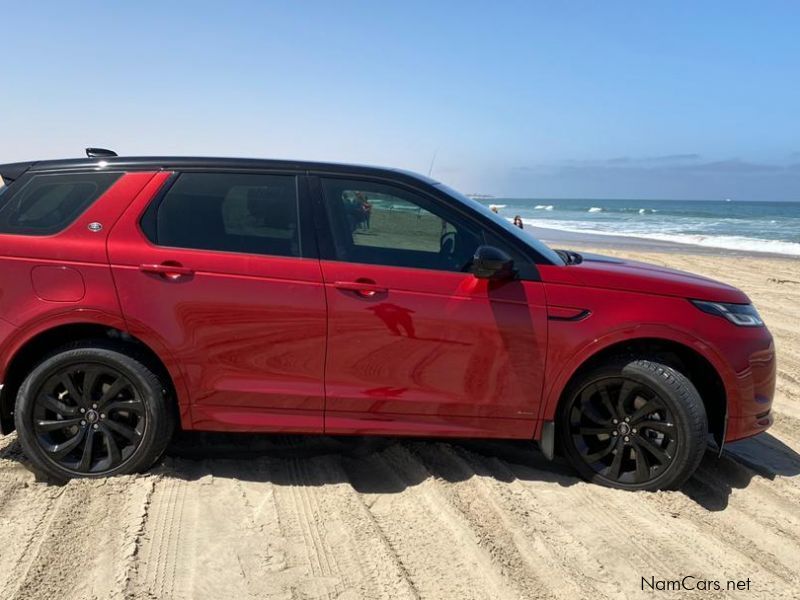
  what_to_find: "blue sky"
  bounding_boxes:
[2,1,799,200]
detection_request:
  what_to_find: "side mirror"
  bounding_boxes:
[471,245,515,280]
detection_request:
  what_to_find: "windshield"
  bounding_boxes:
[435,183,565,265]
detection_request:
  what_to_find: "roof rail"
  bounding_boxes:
[85,147,118,158]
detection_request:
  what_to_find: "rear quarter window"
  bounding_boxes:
[0,172,122,235]
[143,172,302,258]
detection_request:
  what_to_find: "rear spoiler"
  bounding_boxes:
[0,161,36,185]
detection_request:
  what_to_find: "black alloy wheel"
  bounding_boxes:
[31,363,146,475]
[15,343,174,481]
[558,358,707,491]
[566,377,677,485]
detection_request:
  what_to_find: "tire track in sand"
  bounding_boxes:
[2,477,152,600]
[409,442,620,599]
[341,444,521,600]
[135,466,199,599]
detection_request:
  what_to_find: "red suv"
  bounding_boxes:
[0,152,776,489]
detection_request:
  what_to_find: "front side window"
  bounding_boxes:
[0,172,122,235]
[148,173,301,257]
[436,183,564,265]
[320,178,482,272]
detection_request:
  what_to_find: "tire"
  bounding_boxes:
[557,357,707,491]
[14,342,174,482]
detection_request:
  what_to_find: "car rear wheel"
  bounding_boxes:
[14,343,174,482]
[557,358,707,491]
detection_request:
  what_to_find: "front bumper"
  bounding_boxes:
[724,340,776,443]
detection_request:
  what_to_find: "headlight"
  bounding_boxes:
[691,300,764,327]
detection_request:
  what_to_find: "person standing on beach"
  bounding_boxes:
[513,215,524,229]
[362,197,372,229]
[354,191,372,230]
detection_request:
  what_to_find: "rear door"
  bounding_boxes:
[312,175,548,438]
[107,171,327,432]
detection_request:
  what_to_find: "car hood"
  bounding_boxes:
[548,251,750,303]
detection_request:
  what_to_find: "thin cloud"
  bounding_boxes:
[639,153,701,163]
[558,154,702,167]
[515,157,788,175]
[672,160,784,174]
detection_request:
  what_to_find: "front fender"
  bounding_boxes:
[536,322,735,435]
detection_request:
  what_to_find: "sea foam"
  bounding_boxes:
[517,218,800,257]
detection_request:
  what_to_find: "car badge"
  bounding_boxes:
[88,222,103,232]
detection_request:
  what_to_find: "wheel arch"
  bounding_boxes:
[540,333,729,449]
[0,320,188,434]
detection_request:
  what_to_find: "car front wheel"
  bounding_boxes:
[558,358,708,491]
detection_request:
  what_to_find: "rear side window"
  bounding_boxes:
[145,173,301,258]
[0,172,122,235]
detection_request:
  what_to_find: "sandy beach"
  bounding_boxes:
[1,242,799,599]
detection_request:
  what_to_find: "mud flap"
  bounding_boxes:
[0,384,11,435]
[539,420,556,460]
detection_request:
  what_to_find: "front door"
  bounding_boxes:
[314,176,547,438]
[108,171,326,432]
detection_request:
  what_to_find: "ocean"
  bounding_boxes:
[477,198,800,257]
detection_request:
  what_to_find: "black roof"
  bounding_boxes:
[0,156,438,186]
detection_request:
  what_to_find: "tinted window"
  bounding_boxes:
[321,178,482,272]
[150,173,301,257]
[0,172,121,235]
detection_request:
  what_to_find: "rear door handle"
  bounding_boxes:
[139,262,195,280]
[333,280,388,297]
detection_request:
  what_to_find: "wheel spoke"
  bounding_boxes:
[59,374,82,405]
[35,417,83,433]
[578,426,612,435]
[102,429,122,465]
[579,385,596,404]
[39,394,80,417]
[598,386,617,420]
[636,434,671,465]
[582,440,616,463]
[97,377,129,408]
[103,419,139,440]
[81,368,101,406]
[637,419,674,434]
[617,380,635,415]
[606,440,625,480]
[629,400,662,424]
[632,441,651,482]
[77,428,96,472]
[48,428,86,459]
[581,402,610,427]
[104,399,145,415]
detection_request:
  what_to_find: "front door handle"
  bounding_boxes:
[139,262,194,280]
[334,280,388,297]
